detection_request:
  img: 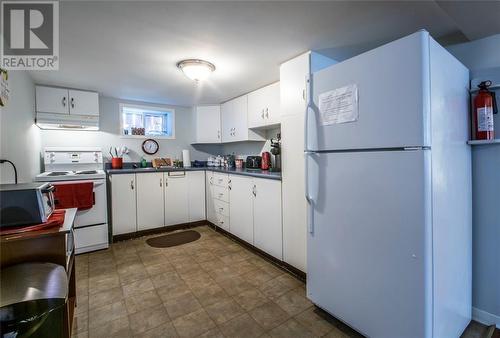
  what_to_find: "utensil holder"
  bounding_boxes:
[111,157,123,169]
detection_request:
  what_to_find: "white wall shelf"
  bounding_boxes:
[467,139,500,145]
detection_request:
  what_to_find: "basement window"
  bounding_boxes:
[120,103,175,138]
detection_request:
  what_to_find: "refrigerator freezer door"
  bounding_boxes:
[306,150,432,338]
[307,31,431,152]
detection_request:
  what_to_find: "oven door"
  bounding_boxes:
[70,179,107,228]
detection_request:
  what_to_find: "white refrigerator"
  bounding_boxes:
[305,31,472,338]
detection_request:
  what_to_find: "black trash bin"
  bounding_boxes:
[0,263,68,338]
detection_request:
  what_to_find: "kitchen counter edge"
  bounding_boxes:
[106,167,281,181]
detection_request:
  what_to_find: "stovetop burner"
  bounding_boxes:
[47,171,72,176]
[76,170,98,175]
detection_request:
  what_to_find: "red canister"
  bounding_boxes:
[111,157,123,169]
[261,152,271,170]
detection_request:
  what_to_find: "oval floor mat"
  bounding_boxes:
[146,230,201,248]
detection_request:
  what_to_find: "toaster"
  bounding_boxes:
[246,156,262,170]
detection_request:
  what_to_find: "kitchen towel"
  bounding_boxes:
[0,210,66,235]
[182,149,191,168]
[54,182,94,210]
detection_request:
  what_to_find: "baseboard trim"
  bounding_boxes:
[206,221,306,282]
[472,307,500,329]
[112,221,206,242]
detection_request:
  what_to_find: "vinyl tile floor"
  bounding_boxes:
[73,225,495,338]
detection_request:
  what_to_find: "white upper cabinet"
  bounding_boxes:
[195,105,221,143]
[221,95,265,143]
[36,86,69,115]
[68,90,99,116]
[136,172,164,231]
[36,86,99,116]
[248,82,280,129]
[280,54,309,118]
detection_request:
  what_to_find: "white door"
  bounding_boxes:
[221,100,234,142]
[248,88,267,129]
[206,171,217,224]
[111,174,137,235]
[196,105,221,143]
[280,53,309,118]
[229,175,254,244]
[265,82,280,126]
[136,173,164,230]
[68,90,99,116]
[35,86,69,115]
[306,150,429,338]
[164,172,189,226]
[253,178,283,259]
[281,114,307,271]
[187,171,206,222]
[231,95,248,141]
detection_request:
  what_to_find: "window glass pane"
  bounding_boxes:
[121,105,174,137]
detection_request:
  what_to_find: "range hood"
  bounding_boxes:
[36,112,99,130]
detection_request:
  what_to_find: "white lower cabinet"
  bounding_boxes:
[111,173,137,235]
[188,171,206,222]
[253,178,283,259]
[227,174,283,259]
[228,175,254,244]
[136,173,164,231]
[206,171,230,231]
[164,172,189,226]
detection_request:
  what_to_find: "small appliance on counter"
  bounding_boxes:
[225,154,236,168]
[261,152,271,170]
[270,134,281,172]
[246,156,262,170]
[0,182,55,227]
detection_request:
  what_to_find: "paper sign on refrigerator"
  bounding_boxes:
[318,84,358,125]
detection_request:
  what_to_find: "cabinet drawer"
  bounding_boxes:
[213,199,229,217]
[212,173,229,187]
[215,213,229,232]
[211,185,229,202]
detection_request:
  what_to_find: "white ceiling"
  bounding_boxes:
[29,1,500,106]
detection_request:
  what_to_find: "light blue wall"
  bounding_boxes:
[447,35,500,326]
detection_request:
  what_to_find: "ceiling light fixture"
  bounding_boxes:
[177,59,215,82]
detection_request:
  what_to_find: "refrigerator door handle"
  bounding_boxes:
[304,74,312,152]
[305,151,314,234]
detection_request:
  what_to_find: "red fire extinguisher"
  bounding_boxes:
[474,80,496,140]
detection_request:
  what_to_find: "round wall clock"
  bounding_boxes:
[142,139,159,155]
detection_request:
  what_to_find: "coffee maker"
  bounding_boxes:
[270,133,281,172]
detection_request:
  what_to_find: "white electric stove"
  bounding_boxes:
[35,147,109,254]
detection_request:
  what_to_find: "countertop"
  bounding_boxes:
[106,166,281,181]
[1,208,77,241]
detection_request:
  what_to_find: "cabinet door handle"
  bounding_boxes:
[219,207,224,212]
[228,180,232,190]
[210,177,213,185]
[62,97,66,107]
[252,184,256,197]
[70,97,75,109]
[217,130,220,139]
[130,180,134,190]
[160,178,162,187]
[261,109,265,119]
[219,220,224,225]
[265,108,269,118]
[218,192,224,198]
